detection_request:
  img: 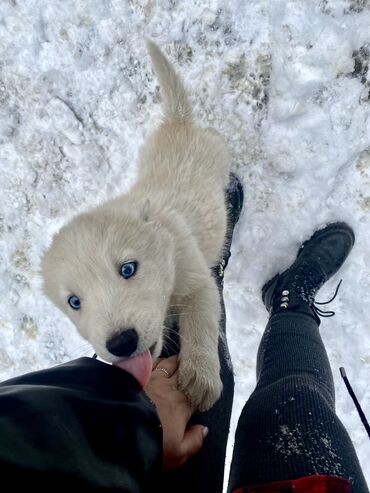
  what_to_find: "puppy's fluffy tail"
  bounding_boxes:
[146,39,192,123]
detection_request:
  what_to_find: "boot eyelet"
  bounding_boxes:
[282,290,289,295]
[281,296,289,302]
[280,302,288,308]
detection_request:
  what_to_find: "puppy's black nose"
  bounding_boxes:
[106,328,138,357]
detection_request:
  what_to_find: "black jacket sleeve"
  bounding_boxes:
[0,357,163,492]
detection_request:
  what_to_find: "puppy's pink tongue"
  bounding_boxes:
[113,349,153,388]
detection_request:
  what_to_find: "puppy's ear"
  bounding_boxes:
[139,199,151,222]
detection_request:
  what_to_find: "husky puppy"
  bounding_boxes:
[42,41,231,411]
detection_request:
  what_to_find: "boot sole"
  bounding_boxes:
[226,172,244,226]
[261,272,279,306]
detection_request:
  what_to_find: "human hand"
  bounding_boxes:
[144,355,208,471]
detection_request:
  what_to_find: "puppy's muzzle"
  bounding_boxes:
[106,328,138,357]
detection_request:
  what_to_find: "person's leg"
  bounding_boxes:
[161,281,234,493]
[228,223,369,493]
[159,174,243,493]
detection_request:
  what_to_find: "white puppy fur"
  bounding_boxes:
[42,41,231,411]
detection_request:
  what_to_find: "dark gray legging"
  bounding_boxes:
[227,312,369,493]
[160,286,369,493]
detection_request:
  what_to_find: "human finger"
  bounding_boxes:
[182,425,208,458]
[152,355,179,379]
[166,424,207,470]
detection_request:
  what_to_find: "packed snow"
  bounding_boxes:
[0,0,369,487]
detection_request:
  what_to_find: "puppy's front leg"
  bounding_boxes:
[178,274,223,412]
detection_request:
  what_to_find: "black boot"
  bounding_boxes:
[262,222,355,324]
[215,172,244,282]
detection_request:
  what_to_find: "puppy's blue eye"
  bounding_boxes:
[120,261,137,279]
[68,295,81,310]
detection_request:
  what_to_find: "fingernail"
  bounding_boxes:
[202,426,209,438]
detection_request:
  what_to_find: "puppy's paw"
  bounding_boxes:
[178,353,222,412]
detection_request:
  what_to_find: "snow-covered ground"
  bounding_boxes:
[0,0,369,487]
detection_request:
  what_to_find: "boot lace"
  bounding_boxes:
[292,261,342,318]
[312,279,343,318]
